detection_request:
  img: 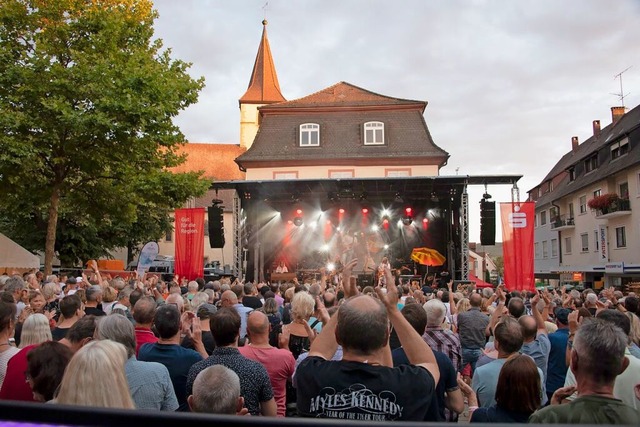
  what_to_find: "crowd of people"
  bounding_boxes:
[1,261,640,424]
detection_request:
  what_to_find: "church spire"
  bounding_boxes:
[239,20,286,104]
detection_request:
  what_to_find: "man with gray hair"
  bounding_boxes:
[423,299,462,371]
[96,313,178,411]
[529,318,639,424]
[188,365,248,415]
[4,276,27,318]
[84,285,105,316]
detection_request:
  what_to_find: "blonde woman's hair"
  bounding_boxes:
[102,286,117,303]
[56,340,134,409]
[42,283,58,300]
[457,298,471,314]
[20,313,52,348]
[291,291,315,321]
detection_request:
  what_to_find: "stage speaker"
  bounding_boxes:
[208,205,225,248]
[357,274,374,287]
[480,200,496,246]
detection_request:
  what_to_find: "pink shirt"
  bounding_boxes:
[239,345,295,417]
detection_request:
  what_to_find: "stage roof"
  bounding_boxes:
[211,175,522,205]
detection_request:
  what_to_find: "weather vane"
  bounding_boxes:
[262,2,269,20]
[611,66,632,107]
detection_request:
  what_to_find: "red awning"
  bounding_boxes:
[469,273,494,289]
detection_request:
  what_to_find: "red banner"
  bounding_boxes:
[174,208,205,281]
[500,202,535,292]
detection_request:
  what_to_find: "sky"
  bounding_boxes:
[151,0,640,242]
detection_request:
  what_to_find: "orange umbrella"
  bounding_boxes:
[410,247,446,267]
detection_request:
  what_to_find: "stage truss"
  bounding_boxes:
[213,175,521,283]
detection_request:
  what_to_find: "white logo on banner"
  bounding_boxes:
[508,205,527,228]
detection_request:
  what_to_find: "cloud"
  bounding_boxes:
[152,0,640,239]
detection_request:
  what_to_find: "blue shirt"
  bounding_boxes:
[472,357,547,408]
[138,343,203,411]
[125,356,179,411]
[521,333,551,381]
[546,328,570,394]
[233,303,253,338]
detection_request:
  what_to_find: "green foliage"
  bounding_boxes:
[0,0,208,270]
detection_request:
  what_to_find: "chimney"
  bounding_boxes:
[611,106,625,125]
[571,136,579,152]
[593,120,601,138]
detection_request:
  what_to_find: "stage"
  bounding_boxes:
[211,175,521,283]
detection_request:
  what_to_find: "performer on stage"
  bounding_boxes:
[377,256,391,286]
[275,260,288,274]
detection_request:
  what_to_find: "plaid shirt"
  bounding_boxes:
[423,326,462,372]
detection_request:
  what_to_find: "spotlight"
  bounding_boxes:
[403,207,413,225]
[384,244,389,250]
[293,217,303,227]
[362,208,369,214]
[395,192,404,203]
[327,262,336,272]
[296,209,303,215]
[321,244,330,252]
[339,208,345,214]
[371,224,379,232]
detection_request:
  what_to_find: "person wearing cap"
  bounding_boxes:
[138,304,205,411]
[64,277,78,296]
[546,307,571,402]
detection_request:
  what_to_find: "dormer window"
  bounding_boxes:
[364,121,384,145]
[611,137,629,160]
[300,123,319,147]
[584,153,598,173]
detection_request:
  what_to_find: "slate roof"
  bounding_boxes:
[263,81,425,109]
[532,104,640,207]
[239,20,286,104]
[235,82,449,168]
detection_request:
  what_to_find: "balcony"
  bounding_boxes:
[551,215,575,230]
[595,198,632,219]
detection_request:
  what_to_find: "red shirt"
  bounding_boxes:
[239,345,295,417]
[134,327,158,357]
[0,344,38,402]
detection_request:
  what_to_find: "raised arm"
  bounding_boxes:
[530,293,548,335]
[378,268,439,384]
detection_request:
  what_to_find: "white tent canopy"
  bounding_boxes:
[0,233,40,273]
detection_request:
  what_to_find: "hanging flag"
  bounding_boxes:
[136,241,159,279]
[500,202,535,292]
[174,208,205,280]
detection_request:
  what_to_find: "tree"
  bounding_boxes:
[493,256,504,282]
[0,0,208,274]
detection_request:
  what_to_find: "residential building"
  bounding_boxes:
[529,105,640,289]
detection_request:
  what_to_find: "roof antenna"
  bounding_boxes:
[262,2,269,22]
[611,66,632,107]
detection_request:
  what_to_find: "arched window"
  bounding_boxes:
[300,123,320,147]
[364,121,384,145]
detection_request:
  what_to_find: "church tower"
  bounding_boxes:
[239,20,286,149]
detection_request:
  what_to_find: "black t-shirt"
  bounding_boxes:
[51,327,70,341]
[181,331,216,355]
[84,306,106,316]
[391,347,458,421]
[296,356,435,421]
[242,296,263,310]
